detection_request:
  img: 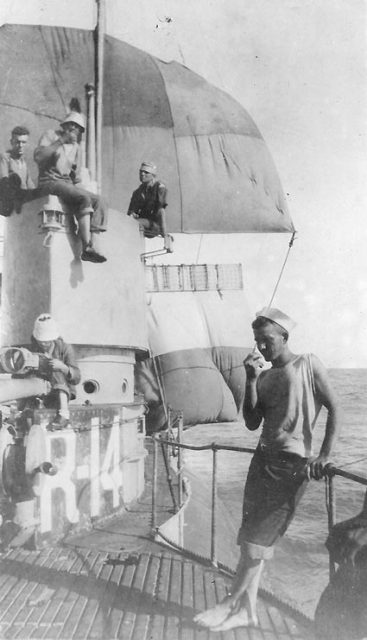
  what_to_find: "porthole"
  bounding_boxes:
[83,379,100,394]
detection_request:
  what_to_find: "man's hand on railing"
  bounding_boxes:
[307,454,331,481]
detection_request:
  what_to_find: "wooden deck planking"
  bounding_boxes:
[31,549,84,640]
[148,553,172,640]
[101,555,134,640]
[112,553,141,639]
[181,560,196,640]
[129,553,159,640]
[0,547,314,640]
[1,550,56,638]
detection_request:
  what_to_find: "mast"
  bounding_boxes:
[95,0,106,194]
[85,83,97,183]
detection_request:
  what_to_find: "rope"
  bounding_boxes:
[267,230,297,309]
[250,230,296,353]
[151,353,169,422]
[195,234,203,264]
[337,455,367,469]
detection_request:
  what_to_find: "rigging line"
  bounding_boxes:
[337,455,367,469]
[267,230,297,309]
[195,234,203,264]
[150,349,169,422]
[251,230,296,354]
[0,103,59,120]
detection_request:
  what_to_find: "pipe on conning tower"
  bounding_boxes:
[0,378,50,403]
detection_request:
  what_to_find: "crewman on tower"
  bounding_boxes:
[127,162,168,238]
[0,125,35,215]
[34,100,107,263]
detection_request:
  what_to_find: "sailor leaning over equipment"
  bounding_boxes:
[16,314,81,429]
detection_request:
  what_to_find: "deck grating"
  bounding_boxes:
[0,545,314,640]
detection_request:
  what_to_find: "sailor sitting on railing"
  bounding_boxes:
[34,100,107,263]
[194,307,341,632]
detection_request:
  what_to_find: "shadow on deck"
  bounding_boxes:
[0,439,315,639]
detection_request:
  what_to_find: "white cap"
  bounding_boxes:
[61,111,85,132]
[140,161,157,174]
[255,307,296,333]
[32,314,60,341]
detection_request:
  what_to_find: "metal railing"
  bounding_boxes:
[151,421,367,579]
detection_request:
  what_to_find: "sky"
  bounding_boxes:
[0,0,366,367]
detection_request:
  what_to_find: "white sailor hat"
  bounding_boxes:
[61,111,86,132]
[32,314,60,341]
[140,161,157,174]
[255,307,296,333]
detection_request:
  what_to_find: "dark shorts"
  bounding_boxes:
[38,180,108,232]
[237,448,309,559]
[138,216,162,238]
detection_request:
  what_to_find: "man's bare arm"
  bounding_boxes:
[308,354,341,480]
[242,353,264,431]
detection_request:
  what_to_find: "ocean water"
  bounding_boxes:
[181,368,367,618]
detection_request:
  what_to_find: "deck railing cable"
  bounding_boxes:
[151,432,367,582]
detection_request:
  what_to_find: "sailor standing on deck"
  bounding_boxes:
[34,101,107,263]
[194,308,341,632]
[127,162,168,238]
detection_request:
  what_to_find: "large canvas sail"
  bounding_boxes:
[0,23,294,234]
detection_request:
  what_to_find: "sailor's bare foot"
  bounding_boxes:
[210,609,259,632]
[193,599,232,628]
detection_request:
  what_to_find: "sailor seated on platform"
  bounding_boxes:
[127,162,169,239]
[34,100,108,264]
[0,125,36,217]
[16,314,81,429]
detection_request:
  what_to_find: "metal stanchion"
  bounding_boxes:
[325,471,336,579]
[211,445,218,567]
[177,411,183,508]
[160,438,178,512]
[151,435,158,535]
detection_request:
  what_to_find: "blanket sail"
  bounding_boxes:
[0,23,293,234]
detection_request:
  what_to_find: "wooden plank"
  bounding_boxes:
[24,550,71,639]
[130,553,161,640]
[192,563,211,640]
[48,551,95,639]
[30,549,82,640]
[102,554,134,639]
[118,551,151,640]
[180,560,195,640]
[164,556,182,640]
[148,553,172,640]
[80,554,117,639]
[70,554,107,639]
[52,551,100,640]
[3,551,55,638]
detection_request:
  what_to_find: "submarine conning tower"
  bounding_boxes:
[0,92,150,544]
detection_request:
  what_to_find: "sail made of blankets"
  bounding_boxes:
[0,23,293,234]
[136,287,254,432]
